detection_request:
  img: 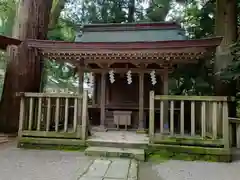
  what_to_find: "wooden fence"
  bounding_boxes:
[149,91,230,149]
[18,90,88,141]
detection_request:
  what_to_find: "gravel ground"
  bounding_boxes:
[1,141,240,180]
[0,142,137,180]
[139,162,162,180]
[0,142,93,180]
[149,160,240,180]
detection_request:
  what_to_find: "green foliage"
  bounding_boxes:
[182,0,215,38]
[1,0,238,96]
[170,63,213,95]
[146,0,171,21]
[0,0,17,98]
[0,0,16,36]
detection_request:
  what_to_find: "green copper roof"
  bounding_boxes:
[75,22,186,43]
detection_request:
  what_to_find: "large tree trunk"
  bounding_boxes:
[214,0,237,116]
[127,0,135,22]
[49,0,66,29]
[0,0,53,133]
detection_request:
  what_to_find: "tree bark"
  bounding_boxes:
[214,0,237,116]
[127,0,135,22]
[0,0,53,133]
[49,0,66,29]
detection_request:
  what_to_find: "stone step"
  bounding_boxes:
[85,146,145,161]
[87,139,148,149]
[0,137,8,144]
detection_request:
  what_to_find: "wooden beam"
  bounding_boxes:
[82,68,174,74]
[155,95,230,102]
[45,55,200,65]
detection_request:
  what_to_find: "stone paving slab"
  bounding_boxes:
[83,159,111,177]
[79,177,103,180]
[105,159,130,179]
[78,158,138,180]
[128,159,138,180]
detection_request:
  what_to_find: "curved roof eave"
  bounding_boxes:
[0,35,22,50]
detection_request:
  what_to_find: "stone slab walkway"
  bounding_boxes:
[78,159,138,180]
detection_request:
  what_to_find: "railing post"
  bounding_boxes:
[149,91,155,143]
[18,96,25,137]
[222,101,229,149]
[81,90,88,141]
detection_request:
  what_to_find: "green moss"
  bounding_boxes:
[18,142,86,152]
[152,136,224,148]
[149,144,230,155]
[148,150,224,162]
[18,137,87,152]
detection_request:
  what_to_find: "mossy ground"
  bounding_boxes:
[146,149,231,163]
[18,142,86,152]
[17,137,232,162]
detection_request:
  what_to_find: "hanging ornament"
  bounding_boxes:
[126,70,132,84]
[62,66,69,72]
[109,70,115,83]
[150,70,157,85]
[89,72,94,88]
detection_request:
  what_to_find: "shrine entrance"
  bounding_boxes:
[89,70,164,132]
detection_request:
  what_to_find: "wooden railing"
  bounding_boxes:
[18,90,88,140]
[229,117,240,148]
[149,91,230,149]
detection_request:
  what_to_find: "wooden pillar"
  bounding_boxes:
[100,72,106,129]
[91,73,96,105]
[163,69,169,132]
[78,68,84,125]
[138,72,144,130]
[106,76,110,105]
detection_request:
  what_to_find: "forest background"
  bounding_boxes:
[0,0,239,132]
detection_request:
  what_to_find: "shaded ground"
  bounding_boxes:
[0,142,137,180]
[1,141,240,180]
[139,162,161,180]
[0,142,93,180]
[140,159,240,180]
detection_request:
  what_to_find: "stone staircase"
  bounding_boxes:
[0,134,8,145]
[85,146,145,161]
[85,131,147,161]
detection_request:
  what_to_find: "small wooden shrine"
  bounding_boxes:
[21,22,222,132]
